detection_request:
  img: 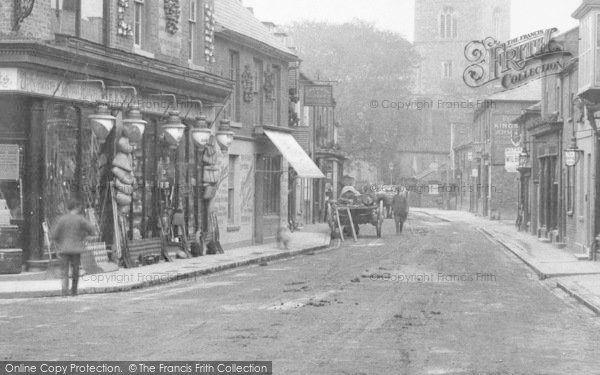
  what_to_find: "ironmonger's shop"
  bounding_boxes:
[0,39,232,273]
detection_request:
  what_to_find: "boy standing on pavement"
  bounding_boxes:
[51,199,95,296]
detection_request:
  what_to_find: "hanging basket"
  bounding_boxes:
[112,167,134,185]
[203,185,217,199]
[112,152,132,172]
[114,179,134,195]
[117,136,134,154]
[115,191,132,206]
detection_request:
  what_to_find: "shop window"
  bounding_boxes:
[263,156,280,215]
[0,146,24,222]
[228,155,238,224]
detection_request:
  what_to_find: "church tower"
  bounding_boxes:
[414,0,511,98]
[403,0,511,180]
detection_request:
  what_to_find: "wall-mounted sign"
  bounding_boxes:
[471,168,478,177]
[463,28,565,90]
[304,84,334,107]
[467,152,473,161]
[0,144,19,180]
[565,149,578,167]
[504,147,520,173]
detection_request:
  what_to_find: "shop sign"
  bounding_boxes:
[0,68,205,117]
[467,152,473,161]
[565,150,577,167]
[429,184,439,195]
[471,168,478,177]
[0,68,18,90]
[463,28,565,90]
[304,85,334,107]
[0,144,19,180]
[504,147,520,173]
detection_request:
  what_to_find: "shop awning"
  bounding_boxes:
[263,129,325,179]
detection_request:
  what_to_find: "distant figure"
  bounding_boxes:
[50,199,95,296]
[276,223,291,250]
[392,188,409,234]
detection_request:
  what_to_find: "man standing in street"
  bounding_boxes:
[392,187,409,234]
[51,199,95,296]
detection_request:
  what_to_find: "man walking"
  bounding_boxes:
[51,199,95,296]
[392,187,408,234]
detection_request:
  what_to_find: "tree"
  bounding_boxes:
[287,20,421,177]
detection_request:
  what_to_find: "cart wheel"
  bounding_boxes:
[376,200,384,238]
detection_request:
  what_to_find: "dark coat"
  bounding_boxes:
[391,194,408,221]
[50,213,95,255]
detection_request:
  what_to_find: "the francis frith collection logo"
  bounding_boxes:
[463,28,566,90]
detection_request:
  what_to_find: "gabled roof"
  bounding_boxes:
[214,0,296,59]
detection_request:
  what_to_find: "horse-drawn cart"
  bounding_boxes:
[327,197,385,240]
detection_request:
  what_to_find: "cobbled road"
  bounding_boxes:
[2,212,600,374]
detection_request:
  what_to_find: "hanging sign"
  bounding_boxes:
[0,144,19,180]
[304,84,334,107]
[565,149,577,167]
[504,147,520,172]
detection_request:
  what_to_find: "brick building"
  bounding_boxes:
[0,0,238,270]
[471,82,540,220]
[212,0,323,245]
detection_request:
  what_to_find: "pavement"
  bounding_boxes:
[415,208,600,315]
[0,224,331,299]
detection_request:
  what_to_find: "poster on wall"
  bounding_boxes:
[504,147,520,173]
[0,144,19,180]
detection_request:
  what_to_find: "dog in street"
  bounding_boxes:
[276,224,291,249]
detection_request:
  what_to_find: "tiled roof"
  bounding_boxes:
[214,0,296,57]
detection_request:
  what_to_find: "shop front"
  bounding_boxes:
[253,126,324,243]
[0,39,232,272]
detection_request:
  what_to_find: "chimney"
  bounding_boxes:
[246,7,254,14]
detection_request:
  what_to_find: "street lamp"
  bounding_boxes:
[216,119,234,151]
[518,144,530,169]
[88,100,116,144]
[161,111,186,147]
[122,104,147,144]
[190,115,211,148]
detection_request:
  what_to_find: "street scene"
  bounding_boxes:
[1,0,600,374]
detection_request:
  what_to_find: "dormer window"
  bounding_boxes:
[439,6,457,38]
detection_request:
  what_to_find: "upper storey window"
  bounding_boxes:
[51,0,106,45]
[439,6,457,39]
[492,7,502,39]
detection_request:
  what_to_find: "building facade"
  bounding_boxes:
[0,0,235,269]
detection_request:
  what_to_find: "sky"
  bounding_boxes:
[243,0,579,42]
